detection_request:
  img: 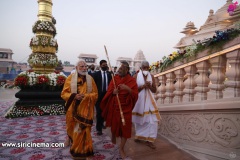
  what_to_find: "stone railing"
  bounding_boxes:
[154,37,240,160]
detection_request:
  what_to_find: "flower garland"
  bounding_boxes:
[5,104,65,118]
[150,27,240,72]
[36,75,50,88]
[14,75,29,88]
[28,53,58,67]
[32,20,57,37]
[149,61,162,71]
[29,36,58,52]
[56,75,66,86]
[14,70,67,91]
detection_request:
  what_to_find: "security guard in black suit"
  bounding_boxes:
[92,60,112,135]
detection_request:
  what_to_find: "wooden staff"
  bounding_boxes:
[104,45,125,126]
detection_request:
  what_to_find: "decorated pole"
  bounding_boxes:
[104,45,125,126]
[8,0,66,119]
[28,0,58,73]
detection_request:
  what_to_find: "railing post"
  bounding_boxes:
[224,49,240,98]
[183,65,197,102]
[195,61,210,101]
[165,72,176,104]
[154,77,159,100]
[157,75,166,105]
[209,55,227,99]
[174,69,185,103]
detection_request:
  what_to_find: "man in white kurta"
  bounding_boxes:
[132,61,161,149]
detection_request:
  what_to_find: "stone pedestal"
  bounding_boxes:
[15,89,65,105]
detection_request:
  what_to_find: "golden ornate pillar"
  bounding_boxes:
[28,0,58,73]
[38,0,53,21]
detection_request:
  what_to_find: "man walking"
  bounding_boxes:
[100,61,138,159]
[132,60,161,149]
[61,59,98,159]
[92,60,112,135]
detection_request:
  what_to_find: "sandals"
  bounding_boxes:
[134,139,142,143]
[146,141,156,149]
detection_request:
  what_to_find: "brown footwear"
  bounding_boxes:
[146,142,156,149]
[134,139,141,143]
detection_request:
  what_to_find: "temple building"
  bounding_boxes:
[78,53,98,66]
[16,63,30,72]
[116,57,133,71]
[174,0,240,50]
[116,50,146,72]
[0,48,17,74]
[133,50,146,71]
[155,1,240,160]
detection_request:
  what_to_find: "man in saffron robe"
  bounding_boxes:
[100,61,138,159]
[61,59,98,159]
[132,60,161,149]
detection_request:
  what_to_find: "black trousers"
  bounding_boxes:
[95,102,104,132]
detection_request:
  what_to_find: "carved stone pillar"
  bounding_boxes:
[165,72,176,104]
[173,69,185,103]
[209,55,227,99]
[154,77,159,100]
[157,75,166,105]
[195,61,210,101]
[224,49,240,98]
[183,65,197,102]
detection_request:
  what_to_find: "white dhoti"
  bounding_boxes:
[132,70,161,142]
[134,121,158,142]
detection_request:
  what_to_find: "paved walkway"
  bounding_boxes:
[107,127,198,160]
[0,88,198,160]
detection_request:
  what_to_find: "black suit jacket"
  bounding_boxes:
[92,70,112,104]
[88,70,95,77]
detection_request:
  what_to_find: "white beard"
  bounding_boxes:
[78,70,86,75]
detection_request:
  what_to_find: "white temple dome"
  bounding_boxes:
[134,50,146,61]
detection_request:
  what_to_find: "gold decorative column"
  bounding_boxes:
[28,0,58,73]
[38,0,53,21]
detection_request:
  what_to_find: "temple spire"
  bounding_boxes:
[180,21,198,37]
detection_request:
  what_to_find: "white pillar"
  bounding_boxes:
[195,61,210,101]
[209,55,226,99]
[173,69,185,103]
[183,65,197,102]
[224,49,240,98]
[157,75,166,105]
[165,72,176,104]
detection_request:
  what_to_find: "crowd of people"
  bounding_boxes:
[61,59,161,160]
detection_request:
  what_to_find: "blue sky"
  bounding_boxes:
[0,0,225,66]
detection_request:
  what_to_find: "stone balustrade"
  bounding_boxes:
[153,37,240,160]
